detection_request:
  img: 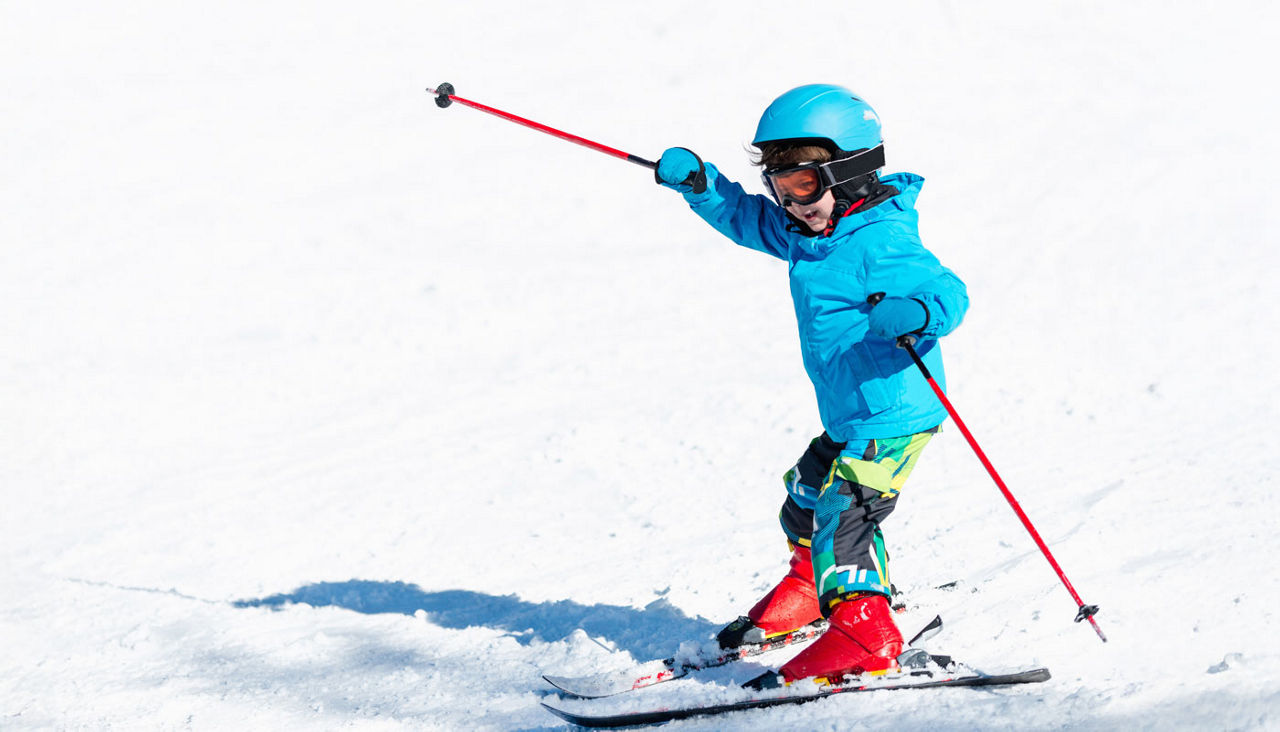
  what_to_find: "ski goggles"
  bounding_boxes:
[761,145,886,207]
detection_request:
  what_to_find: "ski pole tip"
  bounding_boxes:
[429,82,455,108]
[1075,604,1107,642]
[1088,616,1107,643]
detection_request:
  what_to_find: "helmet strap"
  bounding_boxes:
[832,172,881,211]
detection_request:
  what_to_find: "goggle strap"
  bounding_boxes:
[822,145,886,186]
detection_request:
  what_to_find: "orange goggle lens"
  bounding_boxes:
[765,166,826,205]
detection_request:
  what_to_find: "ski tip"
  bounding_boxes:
[541,675,581,695]
[981,667,1051,685]
[945,667,1052,686]
[540,701,575,724]
[541,701,610,728]
[542,675,614,699]
[541,675,572,693]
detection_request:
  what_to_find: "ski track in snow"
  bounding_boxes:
[3,1,1278,730]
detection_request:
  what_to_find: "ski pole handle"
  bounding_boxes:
[427,82,658,170]
[865,291,918,349]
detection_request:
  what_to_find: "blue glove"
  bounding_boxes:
[868,297,929,339]
[655,147,707,194]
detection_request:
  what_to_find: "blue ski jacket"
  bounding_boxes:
[681,165,968,441]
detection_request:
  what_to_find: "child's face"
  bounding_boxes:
[787,190,837,232]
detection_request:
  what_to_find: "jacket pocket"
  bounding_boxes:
[849,342,894,415]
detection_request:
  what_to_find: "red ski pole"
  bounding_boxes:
[868,294,1106,642]
[427,83,657,170]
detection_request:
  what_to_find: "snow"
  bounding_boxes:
[3,1,1278,729]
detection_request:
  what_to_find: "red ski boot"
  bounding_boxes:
[774,593,904,684]
[717,545,822,649]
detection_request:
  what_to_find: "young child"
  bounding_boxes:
[654,84,969,687]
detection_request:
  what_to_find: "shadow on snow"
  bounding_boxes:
[234,580,720,659]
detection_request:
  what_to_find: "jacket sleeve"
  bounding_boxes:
[681,163,792,260]
[862,225,969,339]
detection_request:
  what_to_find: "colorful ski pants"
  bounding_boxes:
[779,428,937,616]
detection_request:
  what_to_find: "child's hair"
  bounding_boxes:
[752,141,834,169]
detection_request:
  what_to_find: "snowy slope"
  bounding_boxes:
[3,1,1278,729]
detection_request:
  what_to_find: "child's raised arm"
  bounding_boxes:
[655,147,791,260]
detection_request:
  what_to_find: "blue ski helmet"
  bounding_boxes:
[753,84,882,153]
